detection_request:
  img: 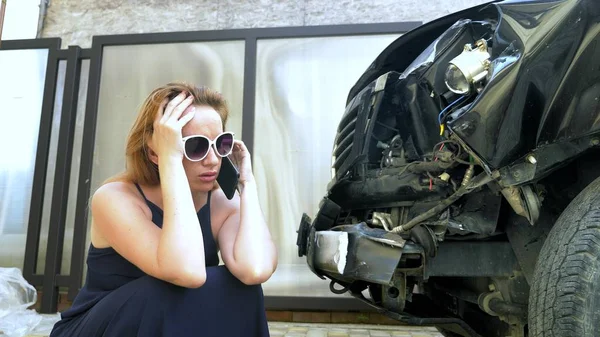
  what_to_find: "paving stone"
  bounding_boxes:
[271,329,288,334]
[329,328,349,333]
[391,332,412,337]
[307,330,329,337]
[327,331,349,337]
[348,329,369,334]
[266,322,442,337]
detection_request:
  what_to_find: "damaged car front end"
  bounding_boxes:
[297,0,600,336]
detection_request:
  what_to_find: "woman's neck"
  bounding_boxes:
[190,190,209,212]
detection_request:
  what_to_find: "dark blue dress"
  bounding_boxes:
[50,184,269,337]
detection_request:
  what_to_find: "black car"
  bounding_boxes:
[296,0,600,336]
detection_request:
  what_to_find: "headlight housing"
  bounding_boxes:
[445,39,491,95]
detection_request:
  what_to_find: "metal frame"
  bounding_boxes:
[3,21,422,314]
[0,38,61,286]
[41,45,84,311]
[0,38,93,313]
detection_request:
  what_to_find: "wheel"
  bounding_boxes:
[529,176,600,336]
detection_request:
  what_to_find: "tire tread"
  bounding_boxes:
[529,179,600,337]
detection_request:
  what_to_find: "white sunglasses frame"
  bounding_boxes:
[181,132,235,162]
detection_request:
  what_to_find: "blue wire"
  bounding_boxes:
[438,95,468,124]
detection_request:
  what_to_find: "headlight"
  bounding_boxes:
[445,39,491,95]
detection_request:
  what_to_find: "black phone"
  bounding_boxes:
[217,156,240,200]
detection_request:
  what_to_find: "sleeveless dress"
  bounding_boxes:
[49,184,270,337]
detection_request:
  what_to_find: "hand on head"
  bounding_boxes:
[151,91,196,160]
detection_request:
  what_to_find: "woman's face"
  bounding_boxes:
[181,105,224,193]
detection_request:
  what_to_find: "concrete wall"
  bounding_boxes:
[42,0,492,48]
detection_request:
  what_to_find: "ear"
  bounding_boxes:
[146,139,159,165]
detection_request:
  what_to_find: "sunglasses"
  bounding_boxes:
[181,132,234,161]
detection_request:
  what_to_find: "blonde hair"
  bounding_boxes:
[104,82,229,186]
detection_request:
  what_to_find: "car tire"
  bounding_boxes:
[528,176,600,336]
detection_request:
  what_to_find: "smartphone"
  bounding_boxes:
[217,156,240,200]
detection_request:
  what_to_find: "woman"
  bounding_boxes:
[50,82,277,337]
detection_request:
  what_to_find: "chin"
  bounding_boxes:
[190,180,216,193]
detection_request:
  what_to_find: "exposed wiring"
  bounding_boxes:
[438,95,469,135]
[390,172,494,234]
[438,95,468,124]
[432,139,473,165]
[430,143,445,190]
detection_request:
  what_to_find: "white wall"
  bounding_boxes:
[2,0,40,40]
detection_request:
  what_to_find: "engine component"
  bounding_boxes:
[410,225,437,257]
[391,172,494,234]
[379,135,407,168]
[461,165,475,187]
[371,270,407,314]
[372,212,394,231]
[371,208,410,231]
[478,286,527,328]
[500,185,540,225]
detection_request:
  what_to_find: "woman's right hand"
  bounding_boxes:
[152,91,196,160]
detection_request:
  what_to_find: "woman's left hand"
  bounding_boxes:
[229,140,254,186]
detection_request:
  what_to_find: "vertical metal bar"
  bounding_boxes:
[241,37,257,156]
[23,41,61,286]
[68,39,103,301]
[40,46,82,313]
[0,0,6,46]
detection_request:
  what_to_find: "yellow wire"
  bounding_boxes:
[439,124,445,136]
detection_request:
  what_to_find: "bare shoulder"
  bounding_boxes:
[90,181,153,247]
[94,180,137,197]
[93,181,144,209]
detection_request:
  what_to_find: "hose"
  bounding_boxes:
[391,172,494,234]
[329,279,350,294]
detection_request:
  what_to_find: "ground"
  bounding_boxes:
[268,322,443,337]
[22,322,442,337]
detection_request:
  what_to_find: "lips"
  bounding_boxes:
[198,171,217,182]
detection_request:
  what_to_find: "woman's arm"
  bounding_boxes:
[92,92,207,287]
[218,141,277,284]
[156,155,206,284]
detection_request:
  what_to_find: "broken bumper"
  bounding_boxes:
[297,199,424,286]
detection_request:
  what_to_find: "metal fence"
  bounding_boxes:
[0,21,421,313]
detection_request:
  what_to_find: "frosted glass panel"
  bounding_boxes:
[0,49,48,268]
[21,58,88,276]
[91,41,245,195]
[80,42,245,279]
[254,34,401,297]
